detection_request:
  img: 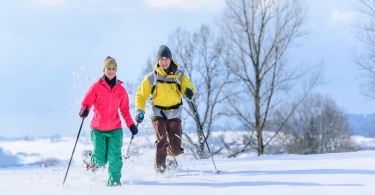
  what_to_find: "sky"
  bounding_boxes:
[0,0,373,137]
[0,134,375,194]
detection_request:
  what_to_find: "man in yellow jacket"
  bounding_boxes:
[135,45,195,173]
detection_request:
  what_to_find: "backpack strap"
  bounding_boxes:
[150,70,184,95]
[174,70,183,92]
[151,70,158,95]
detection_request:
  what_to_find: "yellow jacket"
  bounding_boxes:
[135,61,195,119]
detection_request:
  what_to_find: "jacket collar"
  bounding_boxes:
[98,77,123,86]
[154,60,179,77]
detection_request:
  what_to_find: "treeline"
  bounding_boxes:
[137,0,374,158]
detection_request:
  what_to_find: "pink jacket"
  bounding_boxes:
[80,77,135,131]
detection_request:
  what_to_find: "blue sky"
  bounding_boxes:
[0,0,371,137]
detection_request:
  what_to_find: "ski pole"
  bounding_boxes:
[63,114,86,185]
[124,134,135,159]
[124,113,142,159]
[188,99,220,174]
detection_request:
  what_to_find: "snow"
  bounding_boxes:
[0,135,375,194]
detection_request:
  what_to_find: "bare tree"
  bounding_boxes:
[277,94,358,154]
[167,25,232,159]
[354,0,375,99]
[221,0,314,156]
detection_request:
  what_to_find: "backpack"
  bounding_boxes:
[149,70,184,111]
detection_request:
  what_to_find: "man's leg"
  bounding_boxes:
[167,118,183,156]
[152,117,169,172]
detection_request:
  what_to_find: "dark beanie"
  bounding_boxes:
[157,45,172,60]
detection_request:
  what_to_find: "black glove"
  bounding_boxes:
[130,124,138,135]
[79,106,89,118]
[185,88,194,100]
[135,112,144,123]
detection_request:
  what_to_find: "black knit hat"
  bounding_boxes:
[157,45,172,60]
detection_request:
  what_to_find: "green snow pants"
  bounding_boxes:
[90,128,123,186]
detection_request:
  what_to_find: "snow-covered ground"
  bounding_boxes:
[0,134,375,194]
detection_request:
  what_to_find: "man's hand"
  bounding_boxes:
[185,88,194,100]
[135,111,144,124]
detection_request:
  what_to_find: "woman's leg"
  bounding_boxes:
[106,128,123,186]
[90,128,108,167]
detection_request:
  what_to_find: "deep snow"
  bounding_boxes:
[0,135,374,195]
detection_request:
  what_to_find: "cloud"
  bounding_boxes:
[328,9,355,26]
[29,0,136,13]
[144,0,225,12]
[33,0,68,7]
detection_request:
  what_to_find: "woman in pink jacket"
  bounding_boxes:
[79,56,138,186]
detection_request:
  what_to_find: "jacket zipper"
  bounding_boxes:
[108,92,112,129]
[107,83,114,130]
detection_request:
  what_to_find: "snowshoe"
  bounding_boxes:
[81,150,92,165]
[85,162,99,172]
[81,150,99,172]
[155,166,166,174]
[82,150,92,158]
[166,157,178,171]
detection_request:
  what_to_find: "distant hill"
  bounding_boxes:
[0,114,373,140]
[346,113,375,136]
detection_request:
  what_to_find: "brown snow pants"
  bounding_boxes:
[152,117,183,170]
